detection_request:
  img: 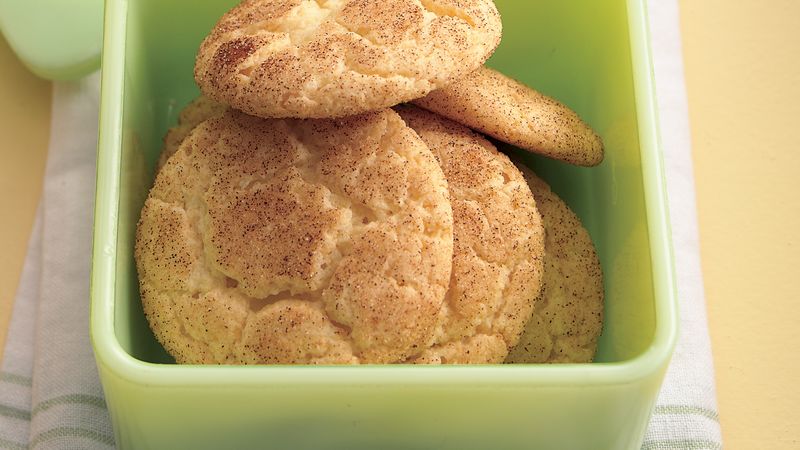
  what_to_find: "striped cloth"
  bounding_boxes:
[640,1,722,449]
[0,1,721,448]
[0,73,113,449]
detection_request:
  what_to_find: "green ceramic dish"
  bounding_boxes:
[0,0,103,80]
[91,0,678,448]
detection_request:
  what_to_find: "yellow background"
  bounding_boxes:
[680,0,800,447]
[1,1,798,448]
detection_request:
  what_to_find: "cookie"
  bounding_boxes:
[396,106,545,364]
[413,67,604,166]
[157,96,226,171]
[194,0,502,119]
[135,108,454,364]
[506,164,604,363]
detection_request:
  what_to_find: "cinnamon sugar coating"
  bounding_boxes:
[195,0,502,118]
[396,106,545,364]
[414,67,604,166]
[506,164,604,363]
[136,108,454,364]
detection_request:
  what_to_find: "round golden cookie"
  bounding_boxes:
[194,0,502,119]
[506,164,604,364]
[413,67,604,167]
[157,96,227,171]
[135,108,454,364]
[396,106,545,364]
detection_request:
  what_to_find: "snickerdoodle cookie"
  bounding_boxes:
[195,0,502,119]
[506,164,604,363]
[136,108,454,364]
[158,96,226,170]
[414,67,604,166]
[396,106,545,364]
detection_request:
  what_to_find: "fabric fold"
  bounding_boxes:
[0,73,113,450]
[642,1,722,448]
[0,206,41,448]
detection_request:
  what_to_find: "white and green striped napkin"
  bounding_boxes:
[641,1,722,449]
[0,73,112,449]
[0,208,40,449]
[0,1,720,448]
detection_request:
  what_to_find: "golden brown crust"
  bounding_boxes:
[136,108,454,364]
[506,164,604,363]
[413,67,605,166]
[396,106,545,364]
[158,96,227,171]
[194,0,502,119]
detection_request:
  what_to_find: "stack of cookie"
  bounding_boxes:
[135,0,604,365]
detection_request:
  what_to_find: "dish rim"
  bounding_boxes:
[90,0,678,387]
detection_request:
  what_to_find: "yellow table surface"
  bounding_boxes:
[0,36,50,359]
[1,1,799,448]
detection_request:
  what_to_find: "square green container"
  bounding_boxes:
[91,0,678,448]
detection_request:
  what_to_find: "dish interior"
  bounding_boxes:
[113,0,655,365]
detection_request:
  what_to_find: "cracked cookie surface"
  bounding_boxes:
[195,0,502,119]
[136,108,454,364]
[506,164,604,363]
[396,106,544,364]
[158,96,227,171]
